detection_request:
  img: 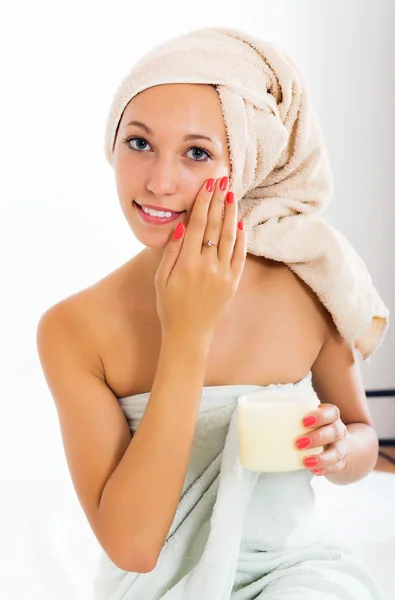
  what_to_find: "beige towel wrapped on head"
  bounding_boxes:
[104,27,389,359]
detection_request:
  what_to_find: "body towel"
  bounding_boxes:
[93,376,384,599]
[104,27,389,359]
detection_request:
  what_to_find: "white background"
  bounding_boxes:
[2,0,393,483]
[1,1,394,598]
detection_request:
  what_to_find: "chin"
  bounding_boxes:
[129,226,171,250]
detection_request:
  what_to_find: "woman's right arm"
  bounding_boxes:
[37,178,246,573]
[36,303,211,574]
[101,331,211,571]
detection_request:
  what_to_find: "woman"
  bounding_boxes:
[36,27,388,599]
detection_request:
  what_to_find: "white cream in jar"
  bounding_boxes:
[237,382,323,472]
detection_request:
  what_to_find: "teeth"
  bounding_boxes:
[142,206,174,218]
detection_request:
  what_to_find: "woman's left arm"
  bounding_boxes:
[297,320,379,485]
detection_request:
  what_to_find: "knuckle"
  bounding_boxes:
[202,190,213,203]
[328,405,340,422]
[192,214,207,228]
[335,445,344,463]
[337,420,346,440]
[176,261,188,274]
[332,423,340,441]
[221,228,235,242]
[181,259,196,273]
[338,441,347,461]
[202,262,218,276]
[222,275,236,293]
[331,460,343,473]
[321,426,333,445]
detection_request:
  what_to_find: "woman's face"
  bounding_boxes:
[113,83,230,249]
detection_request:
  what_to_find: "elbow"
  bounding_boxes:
[97,494,159,573]
[107,547,157,573]
[105,540,159,573]
[96,514,158,571]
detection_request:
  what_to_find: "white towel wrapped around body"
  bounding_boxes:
[104,27,389,359]
[93,378,385,599]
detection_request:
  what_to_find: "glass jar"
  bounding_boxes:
[237,384,323,472]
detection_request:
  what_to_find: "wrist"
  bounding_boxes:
[155,333,210,393]
[325,424,378,485]
[161,329,213,357]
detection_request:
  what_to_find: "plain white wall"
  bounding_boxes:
[300,1,395,438]
[1,0,392,487]
[305,0,395,392]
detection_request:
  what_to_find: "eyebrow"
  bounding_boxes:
[124,120,214,143]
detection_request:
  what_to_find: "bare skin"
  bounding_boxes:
[70,250,329,398]
[85,83,329,394]
[63,83,377,482]
[37,84,378,570]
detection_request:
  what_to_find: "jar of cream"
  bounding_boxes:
[237,384,323,472]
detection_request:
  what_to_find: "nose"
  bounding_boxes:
[146,156,178,197]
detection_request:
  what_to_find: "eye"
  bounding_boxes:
[121,136,152,152]
[185,147,212,162]
[121,137,212,162]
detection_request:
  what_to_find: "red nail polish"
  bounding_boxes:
[238,221,244,230]
[172,222,185,240]
[312,469,323,475]
[296,437,311,449]
[304,456,319,468]
[206,178,215,192]
[226,191,235,204]
[303,415,317,428]
[220,176,228,191]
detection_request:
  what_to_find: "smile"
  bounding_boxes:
[134,201,185,226]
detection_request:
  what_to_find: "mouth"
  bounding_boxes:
[133,201,186,226]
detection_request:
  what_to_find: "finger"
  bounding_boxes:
[304,440,348,474]
[217,190,237,264]
[180,178,216,261]
[202,176,229,262]
[296,420,347,451]
[155,222,186,286]
[302,403,341,430]
[230,219,247,279]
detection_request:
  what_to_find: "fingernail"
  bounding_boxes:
[226,191,235,204]
[238,221,244,230]
[206,179,215,192]
[303,415,317,428]
[172,222,185,240]
[304,456,319,468]
[220,176,228,191]
[296,437,311,450]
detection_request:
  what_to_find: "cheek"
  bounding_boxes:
[178,170,203,200]
[179,163,230,208]
[115,155,143,194]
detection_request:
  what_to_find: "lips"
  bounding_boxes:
[134,201,185,226]
[134,201,184,214]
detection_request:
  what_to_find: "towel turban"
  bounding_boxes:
[104,27,389,359]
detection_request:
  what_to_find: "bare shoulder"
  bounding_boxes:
[35,264,141,570]
[275,263,346,344]
[264,262,373,425]
[36,292,103,387]
[36,257,139,375]
[261,259,332,342]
